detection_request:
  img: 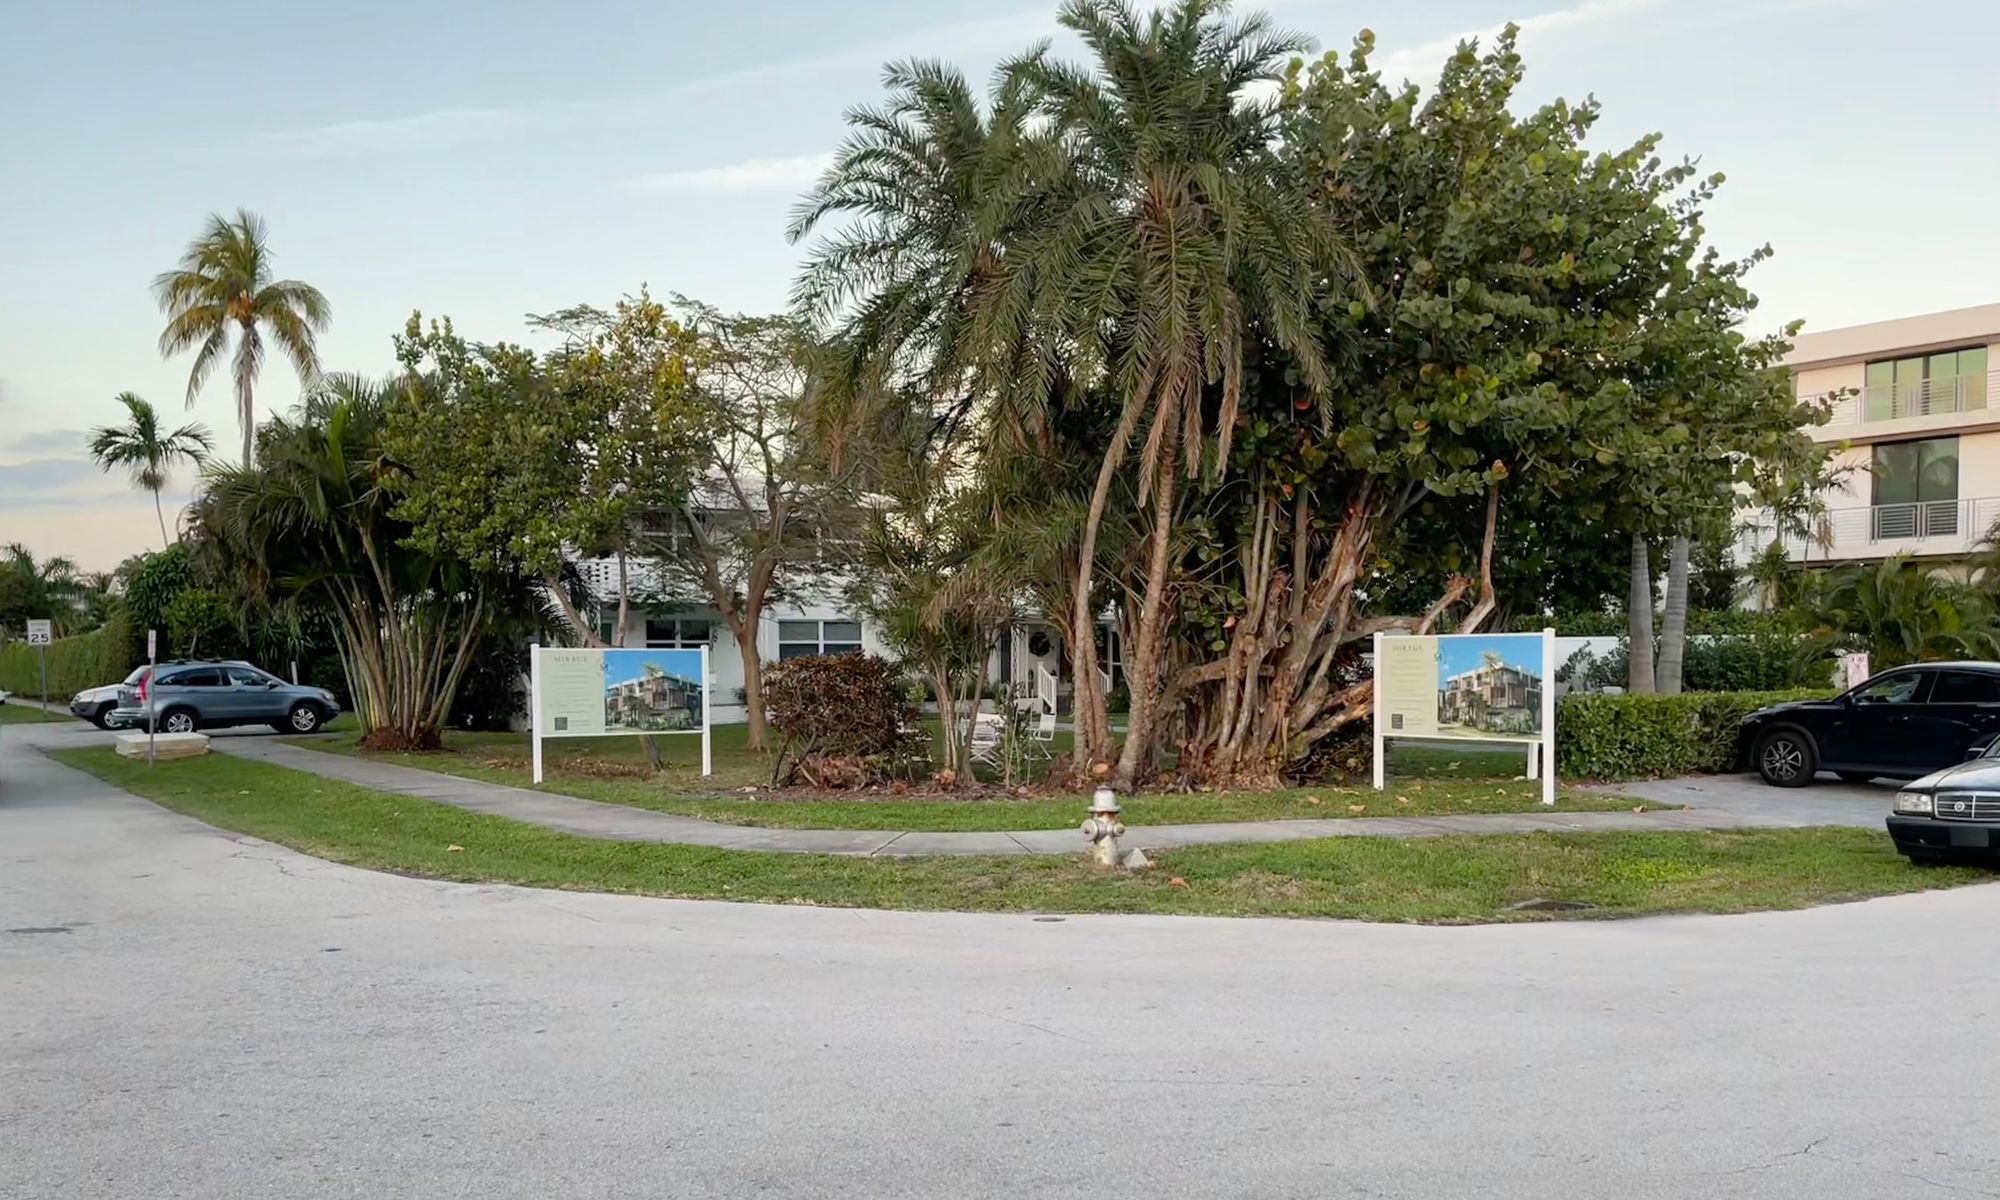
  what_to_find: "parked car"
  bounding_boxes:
[1886,740,2000,864]
[1740,662,2000,787]
[69,666,150,729]
[112,660,340,735]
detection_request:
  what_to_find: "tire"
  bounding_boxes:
[90,703,116,730]
[159,708,198,735]
[285,703,324,734]
[1755,729,1816,787]
[1836,772,1875,785]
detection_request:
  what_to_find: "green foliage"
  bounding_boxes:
[164,588,242,659]
[124,544,196,640]
[1556,688,1831,780]
[763,654,922,786]
[0,543,84,639]
[1805,554,2000,668]
[0,608,134,701]
[387,297,708,602]
[1562,634,1830,693]
[1519,609,1809,637]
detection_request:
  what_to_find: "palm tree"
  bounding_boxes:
[1812,554,2000,668]
[793,1,1350,782]
[153,210,330,465]
[87,393,215,548]
[1001,0,1348,783]
[1,544,81,637]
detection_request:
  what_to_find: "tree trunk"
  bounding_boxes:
[1656,533,1691,695]
[1111,443,1180,789]
[1069,401,1145,774]
[737,624,766,751]
[1627,530,1656,694]
[153,489,170,549]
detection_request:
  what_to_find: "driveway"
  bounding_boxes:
[5,735,1998,1198]
[1608,772,1899,828]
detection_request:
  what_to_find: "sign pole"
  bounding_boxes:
[37,645,47,713]
[700,644,713,778]
[1371,631,1385,792]
[529,641,544,785]
[1541,628,1557,806]
[146,628,158,768]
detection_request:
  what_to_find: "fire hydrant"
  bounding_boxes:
[1082,787,1126,867]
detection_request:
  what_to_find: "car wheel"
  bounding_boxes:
[1755,729,1816,787]
[90,702,117,730]
[160,708,198,735]
[286,703,324,734]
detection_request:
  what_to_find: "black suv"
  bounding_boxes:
[1740,662,2000,787]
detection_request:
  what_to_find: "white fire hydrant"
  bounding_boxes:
[1082,787,1126,867]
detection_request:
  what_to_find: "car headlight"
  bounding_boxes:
[1894,791,1934,815]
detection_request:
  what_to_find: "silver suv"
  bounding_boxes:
[114,660,341,735]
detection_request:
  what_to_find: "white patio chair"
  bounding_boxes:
[965,712,1005,769]
[1026,711,1058,760]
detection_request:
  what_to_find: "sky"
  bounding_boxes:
[3,0,1995,571]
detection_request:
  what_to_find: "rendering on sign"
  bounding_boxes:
[530,645,712,781]
[25,619,53,647]
[1373,629,1557,805]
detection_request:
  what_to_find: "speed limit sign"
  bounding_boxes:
[25,619,51,646]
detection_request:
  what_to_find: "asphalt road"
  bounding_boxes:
[5,736,1999,1199]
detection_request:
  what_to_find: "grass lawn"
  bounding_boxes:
[51,747,1988,923]
[0,702,69,724]
[284,723,1637,832]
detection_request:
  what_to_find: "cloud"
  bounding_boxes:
[0,458,123,509]
[236,8,1059,160]
[629,152,837,195]
[3,429,87,456]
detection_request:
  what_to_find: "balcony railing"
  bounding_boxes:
[1740,496,2000,563]
[1808,370,1995,425]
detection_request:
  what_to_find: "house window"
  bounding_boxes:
[778,618,863,660]
[1872,436,1959,538]
[1864,346,1988,420]
[645,617,712,648]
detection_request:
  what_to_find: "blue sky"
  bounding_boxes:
[4,0,1994,568]
[1439,634,1544,681]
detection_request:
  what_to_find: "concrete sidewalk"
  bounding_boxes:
[198,737,1834,858]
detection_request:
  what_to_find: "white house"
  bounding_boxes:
[571,556,1121,724]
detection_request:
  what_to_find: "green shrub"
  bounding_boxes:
[1515,609,1809,637]
[1556,688,1832,780]
[1560,634,1831,694]
[0,608,136,703]
[764,654,923,786]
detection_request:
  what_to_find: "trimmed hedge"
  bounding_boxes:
[1515,609,1807,637]
[0,610,135,703]
[1556,688,1832,781]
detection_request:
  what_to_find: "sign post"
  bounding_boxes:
[146,628,158,768]
[529,644,711,786]
[1373,629,1556,805]
[26,619,52,712]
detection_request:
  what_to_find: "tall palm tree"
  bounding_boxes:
[1002,0,1347,782]
[87,392,215,549]
[153,210,330,466]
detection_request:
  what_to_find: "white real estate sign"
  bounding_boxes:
[529,645,712,782]
[1373,629,1557,806]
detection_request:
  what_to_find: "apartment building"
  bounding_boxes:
[1760,302,2000,568]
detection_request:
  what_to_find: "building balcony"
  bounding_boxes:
[1741,497,2000,564]
[1807,371,1996,428]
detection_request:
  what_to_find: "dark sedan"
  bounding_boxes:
[1740,661,2000,787]
[1887,746,2000,864]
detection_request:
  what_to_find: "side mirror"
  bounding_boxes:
[265,681,281,689]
